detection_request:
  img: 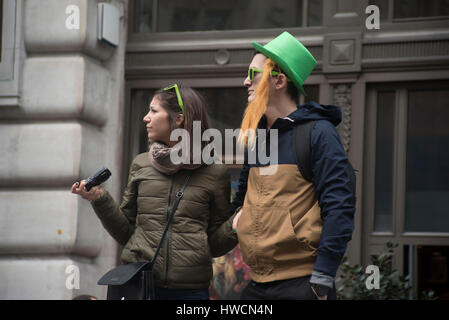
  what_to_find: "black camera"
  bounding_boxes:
[85,167,111,191]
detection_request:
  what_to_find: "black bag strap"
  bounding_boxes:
[147,173,191,270]
[141,173,191,300]
[292,120,316,182]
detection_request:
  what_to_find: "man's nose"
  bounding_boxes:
[243,76,251,87]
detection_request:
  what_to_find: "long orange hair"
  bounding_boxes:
[238,58,276,148]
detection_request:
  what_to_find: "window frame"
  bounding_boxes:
[127,0,328,55]
[366,80,449,239]
[0,0,23,107]
[364,80,449,298]
[370,0,449,23]
[129,0,322,36]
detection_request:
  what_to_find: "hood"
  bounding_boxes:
[287,101,342,127]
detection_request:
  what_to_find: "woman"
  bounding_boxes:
[72,84,238,300]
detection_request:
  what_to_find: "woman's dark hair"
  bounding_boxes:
[153,86,211,156]
[252,51,300,103]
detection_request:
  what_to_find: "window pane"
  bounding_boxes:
[394,0,449,19]
[134,90,155,156]
[192,87,246,164]
[0,0,3,62]
[417,246,449,299]
[374,91,395,232]
[133,86,319,162]
[369,0,389,22]
[197,86,319,160]
[134,0,153,33]
[405,89,449,232]
[197,87,247,134]
[307,0,322,26]
[303,85,319,103]
[156,0,304,32]
[198,86,319,134]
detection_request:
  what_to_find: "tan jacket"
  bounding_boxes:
[237,164,322,283]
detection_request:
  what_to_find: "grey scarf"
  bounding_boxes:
[148,141,201,175]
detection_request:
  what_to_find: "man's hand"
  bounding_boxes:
[310,283,329,300]
[232,209,243,233]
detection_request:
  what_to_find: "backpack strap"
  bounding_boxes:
[292,120,317,182]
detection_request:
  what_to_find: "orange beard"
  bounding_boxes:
[238,58,276,148]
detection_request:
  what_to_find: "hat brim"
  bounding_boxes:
[252,42,307,96]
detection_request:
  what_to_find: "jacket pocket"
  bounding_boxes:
[271,207,312,262]
[238,205,319,273]
[291,201,323,252]
[237,205,274,276]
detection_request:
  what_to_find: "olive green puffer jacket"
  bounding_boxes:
[91,153,238,289]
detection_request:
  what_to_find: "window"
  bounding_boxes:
[129,89,155,164]
[0,0,21,107]
[369,0,449,22]
[394,0,449,19]
[365,82,449,300]
[404,244,449,299]
[0,0,3,62]
[373,91,395,232]
[197,87,247,135]
[404,89,449,232]
[133,0,322,33]
[369,84,449,234]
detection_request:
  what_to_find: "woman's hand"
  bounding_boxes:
[71,180,104,201]
[232,208,242,233]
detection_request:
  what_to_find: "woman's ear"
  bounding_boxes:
[175,113,185,128]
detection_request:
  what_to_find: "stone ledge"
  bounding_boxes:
[20,56,109,126]
[0,190,103,257]
[0,257,103,299]
[0,123,105,186]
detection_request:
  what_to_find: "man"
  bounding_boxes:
[231,31,355,300]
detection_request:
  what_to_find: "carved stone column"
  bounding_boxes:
[334,84,353,153]
[323,31,361,155]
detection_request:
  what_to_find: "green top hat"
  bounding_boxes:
[252,31,317,96]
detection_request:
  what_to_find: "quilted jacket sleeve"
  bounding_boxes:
[90,159,139,246]
[229,150,250,214]
[207,165,239,257]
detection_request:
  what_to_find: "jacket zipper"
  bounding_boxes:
[164,174,175,288]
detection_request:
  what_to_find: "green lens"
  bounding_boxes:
[248,68,265,81]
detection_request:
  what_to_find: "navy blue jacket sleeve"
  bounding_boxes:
[230,163,249,214]
[311,120,355,278]
[230,151,250,214]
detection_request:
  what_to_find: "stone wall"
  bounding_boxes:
[0,0,128,299]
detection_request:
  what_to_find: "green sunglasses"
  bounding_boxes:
[163,83,185,115]
[247,67,291,82]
